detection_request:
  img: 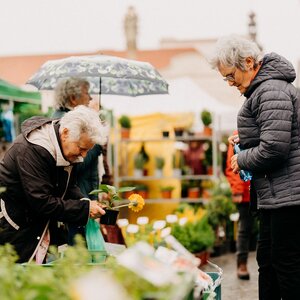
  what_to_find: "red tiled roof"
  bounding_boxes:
[0,48,197,86]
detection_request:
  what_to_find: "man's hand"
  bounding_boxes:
[231,154,241,174]
[89,201,106,219]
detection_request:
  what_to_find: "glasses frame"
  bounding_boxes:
[223,68,237,82]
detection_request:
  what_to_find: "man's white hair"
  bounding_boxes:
[209,35,263,71]
[59,105,108,145]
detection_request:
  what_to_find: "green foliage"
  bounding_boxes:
[200,109,212,127]
[172,150,185,168]
[90,184,136,208]
[160,185,175,192]
[0,237,93,300]
[134,153,147,170]
[118,115,131,129]
[171,216,215,253]
[155,156,165,170]
[14,103,44,125]
[203,141,213,167]
[205,178,236,227]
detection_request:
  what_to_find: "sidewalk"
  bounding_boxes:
[203,251,258,300]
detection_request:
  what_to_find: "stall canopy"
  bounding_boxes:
[102,77,242,132]
[0,79,41,104]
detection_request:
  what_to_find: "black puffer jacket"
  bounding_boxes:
[237,53,300,209]
[0,117,90,262]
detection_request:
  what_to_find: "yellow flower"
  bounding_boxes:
[128,193,145,212]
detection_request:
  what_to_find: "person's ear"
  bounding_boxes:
[61,128,69,142]
[69,95,78,107]
[245,57,254,70]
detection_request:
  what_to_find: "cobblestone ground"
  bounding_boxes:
[203,251,258,300]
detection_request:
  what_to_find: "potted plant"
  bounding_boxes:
[171,215,215,266]
[172,150,184,177]
[160,185,175,199]
[133,153,146,177]
[154,156,165,177]
[187,180,200,199]
[90,184,145,225]
[135,183,149,199]
[205,179,236,256]
[118,115,131,139]
[200,110,212,136]
[202,141,213,175]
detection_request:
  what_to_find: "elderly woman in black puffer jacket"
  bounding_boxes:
[210,35,300,300]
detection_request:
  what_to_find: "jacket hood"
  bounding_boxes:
[21,116,53,137]
[244,52,296,98]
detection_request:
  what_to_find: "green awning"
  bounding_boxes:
[0,79,41,105]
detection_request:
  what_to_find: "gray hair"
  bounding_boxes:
[209,35,263,71]
[59,105,108,145]
[54,77,90,109]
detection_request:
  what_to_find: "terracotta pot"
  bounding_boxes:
[100,209,119,225]
[136,190,148,199]
[194,250,210,267]
[120,128,130,139]
[123,191,134,199]
[188,187,200,198]
[203,126,212,136]
[161,190,172,199]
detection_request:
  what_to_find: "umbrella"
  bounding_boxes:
[27,55,168,97]
[0,79,41,104]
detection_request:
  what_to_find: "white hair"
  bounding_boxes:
[54,77,90,109]
[209,35,263,71]
[59,105,108,145]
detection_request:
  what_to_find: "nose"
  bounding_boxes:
[228,80,235,86]
[80,149,89,158]
[89,94,92,101]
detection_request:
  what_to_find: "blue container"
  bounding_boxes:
[233,144,252,182]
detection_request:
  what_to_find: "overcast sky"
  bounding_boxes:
[1,0,300,67]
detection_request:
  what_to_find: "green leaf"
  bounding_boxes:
[117,187,136,193]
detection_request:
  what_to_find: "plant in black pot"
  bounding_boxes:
[90,184,145,225]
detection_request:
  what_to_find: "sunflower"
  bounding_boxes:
[128,193,145,212]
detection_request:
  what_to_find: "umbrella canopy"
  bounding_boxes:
[27,55,168,97]
[0,79,41,104]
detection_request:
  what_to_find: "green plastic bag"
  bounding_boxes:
[85,219,107,263]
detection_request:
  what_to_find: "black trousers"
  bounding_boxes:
[257,206,300,300]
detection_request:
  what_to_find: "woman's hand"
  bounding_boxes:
[89,201,106,219]
[228,134,239,145]
[231,154,241,174]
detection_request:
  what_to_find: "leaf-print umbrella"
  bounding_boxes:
[27,55,168,96]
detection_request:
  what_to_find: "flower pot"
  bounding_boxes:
[121,128,130,139]
[188,187,200,199]
[173,168,182,177]
[203,126,212,136]
[100,209,119,225]
[194,250,210,267]
[133,169,143,177]
[161,190,172,199]
[136,190,148,199]
[154,169,163,178]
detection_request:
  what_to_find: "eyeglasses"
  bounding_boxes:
[223,68,237,82]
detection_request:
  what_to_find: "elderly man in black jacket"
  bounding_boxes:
[0,106,107,263]
[210,35,300,300]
